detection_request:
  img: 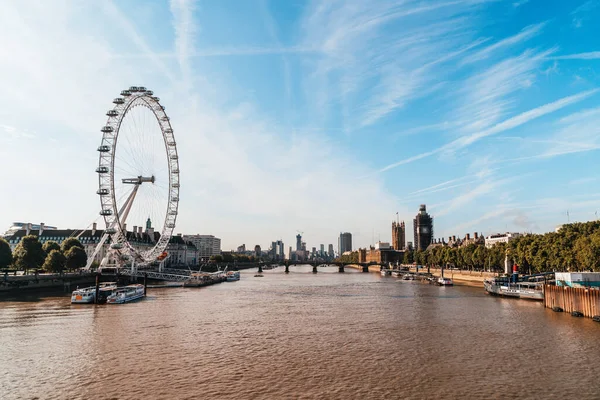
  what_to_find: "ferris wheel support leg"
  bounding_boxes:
[84,233,111,271]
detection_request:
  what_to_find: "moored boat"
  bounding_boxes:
[71,282,117,304]
[71,287,95,304]
[226,271,240,281]
[380,269,392,276]
[483,278,543,300]
[106,284,145,304]
[183,272,212,287]
[391,270,403,277]
[437,277,453,286]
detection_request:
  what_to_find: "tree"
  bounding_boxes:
[210,255,223,263]
[13,235,45,274]
[402,250,414,265]
[42,240,61,255]
[0,238,12,269]
[43,250,66,273]
[64,246,87,271]
[61,237,84,253]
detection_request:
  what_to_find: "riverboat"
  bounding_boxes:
[183,273,211,288]
[380,269,392,276]
[226,271,240,282]
[106,284,145,304]
[71,282,117,304]
[437,277,453,286]
[391,270,403,277]
[483,278,543,300]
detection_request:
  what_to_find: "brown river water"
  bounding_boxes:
[1,265,599,400]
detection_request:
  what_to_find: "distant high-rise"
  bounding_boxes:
[413,204,433,251]
[338,232,352,255]
[320,244,325,257]
[254,245,261,258]
[296,234,302,251]
[328,244,334,258]
[392,221,405,250]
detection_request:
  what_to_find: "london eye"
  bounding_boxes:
[86,86,180,269]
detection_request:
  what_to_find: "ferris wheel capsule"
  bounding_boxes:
[106,110,119,117]
[121,90,131,96]
[113,98,124,104]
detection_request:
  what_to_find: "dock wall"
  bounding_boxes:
[544,285,600,318]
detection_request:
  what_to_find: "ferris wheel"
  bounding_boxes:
[86,86,179,269]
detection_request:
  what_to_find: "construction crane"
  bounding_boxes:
[296,230,304,237]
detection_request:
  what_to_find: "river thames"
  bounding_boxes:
[1,266,599,399]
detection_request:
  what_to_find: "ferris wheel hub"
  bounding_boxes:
[122,175,156,185]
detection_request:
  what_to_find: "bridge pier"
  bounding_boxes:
[285,265,289,273]
[258,265,263,273]
[338,265,345,273]
[362,265,369,273]
[312,265,318,274]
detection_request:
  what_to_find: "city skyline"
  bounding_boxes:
[1,1,600,251]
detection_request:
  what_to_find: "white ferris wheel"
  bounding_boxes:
[86,86,180,269]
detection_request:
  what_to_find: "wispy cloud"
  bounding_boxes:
[461,22,546,64]
[300,1,490,129]
[435,176,513,217]
[513,0,530,7]
[552,51,600,60]
[169,0,196,86]
[112,46,317,58]
[378,89,598,173]
[571,0,598,28]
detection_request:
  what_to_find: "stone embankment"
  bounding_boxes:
[414,267,495,287]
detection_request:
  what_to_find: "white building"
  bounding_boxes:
[183,234,221,260]
[375,241,391,250]
[485,232,522,248]
[165,235,198,267]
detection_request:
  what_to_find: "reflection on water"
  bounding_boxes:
[1,265,599,399]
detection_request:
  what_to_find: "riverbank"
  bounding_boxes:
[414,267,494,287]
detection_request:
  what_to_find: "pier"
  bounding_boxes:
[544,285,600,319]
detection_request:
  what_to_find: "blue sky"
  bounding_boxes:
[1,0,599,251]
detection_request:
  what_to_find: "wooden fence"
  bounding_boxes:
[544,285,600,318]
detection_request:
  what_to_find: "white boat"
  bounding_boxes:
[484,278,543,300]
[437,277,453,286]
[391,270,403,277]
[71,287,95,304]
[183,272,212,288]
[106,284,145,304]
[380,269,392,276]
[71,282,117,304]
[226,271,240,281]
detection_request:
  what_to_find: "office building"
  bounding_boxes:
[328,244,334,259]
[296,234,302,251]
[183,234,221,260]
[338,232,352,255]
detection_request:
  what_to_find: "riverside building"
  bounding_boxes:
[392,221,406,250]
[485,232,522,248]
[182,234,221,261]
